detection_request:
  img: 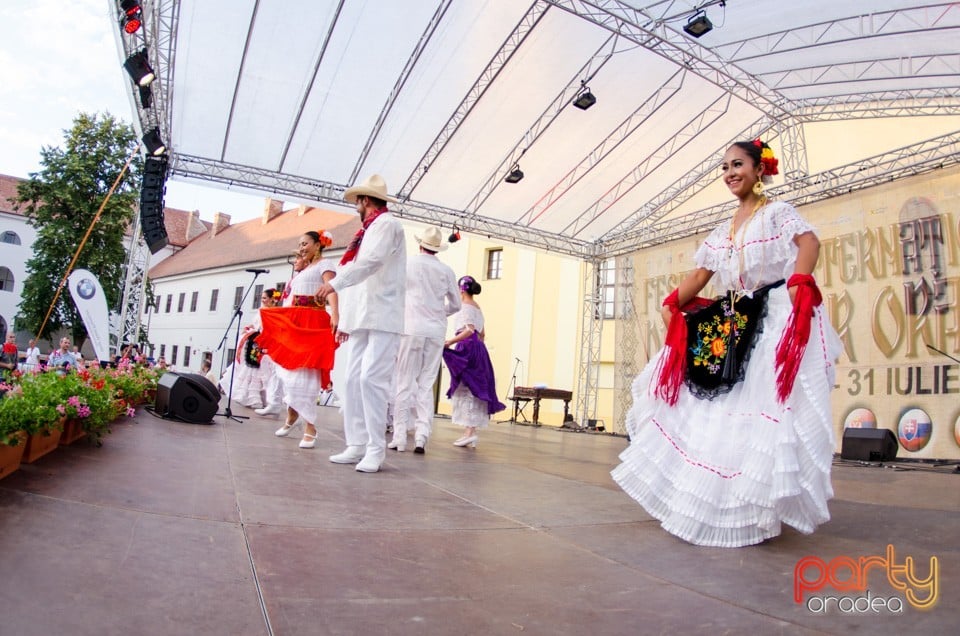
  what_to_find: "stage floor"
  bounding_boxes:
[1,402,957,635]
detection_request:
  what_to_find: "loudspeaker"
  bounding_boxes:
[840,428,898,461]
[140,155,169,254]
[155,372,219,424]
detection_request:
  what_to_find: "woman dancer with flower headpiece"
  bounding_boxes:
[612,139,842,547]
[257,230,339,449]
[442,275,505,448]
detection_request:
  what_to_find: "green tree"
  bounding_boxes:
[14,112,141,348]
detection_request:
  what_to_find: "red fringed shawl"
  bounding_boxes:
[774,273,822,403]
[654,289,713,405]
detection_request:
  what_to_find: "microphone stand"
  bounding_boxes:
[506,357,521,423]
[215,270,265,422]
[926,343,960,365]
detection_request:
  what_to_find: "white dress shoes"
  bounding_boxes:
[275,419,300,437]
[453,435,478,448]
[387,439,406,452]
[355,453,384,473]
[329,445,366,464]
[414,436,427,454]
[256,404,282,417]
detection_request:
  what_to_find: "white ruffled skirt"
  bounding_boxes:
[611,286,843,547]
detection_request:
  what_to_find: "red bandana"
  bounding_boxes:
[340,206,388,266]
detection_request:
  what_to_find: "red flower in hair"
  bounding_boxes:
[753,138,763,148]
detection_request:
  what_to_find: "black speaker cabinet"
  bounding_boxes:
[840,428,898,461]
[155,372,219,424]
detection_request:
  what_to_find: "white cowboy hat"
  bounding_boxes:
[343,174,399,204]
[415,226,448,252]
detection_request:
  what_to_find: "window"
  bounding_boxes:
[252,284,264,308]
[485,248,503,280]
[183,346,191,367]
[276,281,285,294]
[209,289,219,311]
[233,286,243,309]
[171,345,178,366]
[1,231,21,245]
[598,258,616,320]
[153,295,160,311]
[226,348,236,363]
[165,294,172,313]
[159,344,166,359]
[190,291,199,312]
[0,267,14,292]
[177,292,186,312]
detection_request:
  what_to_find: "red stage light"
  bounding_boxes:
[123,15,142,33]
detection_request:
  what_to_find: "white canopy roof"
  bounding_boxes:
[118,1,960,258]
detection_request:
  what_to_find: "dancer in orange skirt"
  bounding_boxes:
[257,231,338,449]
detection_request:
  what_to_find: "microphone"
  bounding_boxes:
[245,268,270,275]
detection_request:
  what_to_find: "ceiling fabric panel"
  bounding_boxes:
[125,0,960,259]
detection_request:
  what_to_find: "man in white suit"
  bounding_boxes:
[388,226,460,454]
[317,174,406,473]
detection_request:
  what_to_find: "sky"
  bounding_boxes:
[0,0,266,222]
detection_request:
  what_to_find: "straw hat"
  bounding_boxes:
[415,226,448,252]
[343,174,399,204]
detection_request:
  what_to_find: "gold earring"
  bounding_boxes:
[752,180,764,196]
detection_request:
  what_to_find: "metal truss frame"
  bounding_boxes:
[601,130,960,256]
[460,32,627,219]
[712,3,960,63]
[397,1,551,201]
[794,89,960,121]
[348,0,454,185]
[515,68,687,227]
[168,153,593,258]
[761,54,960,92]
[564,92,732,238]
[575,258,603,429]
[543,0,796,123]
[117,214,151,352]
[612,253,637,435]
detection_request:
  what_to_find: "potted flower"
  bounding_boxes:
[0,381,29,479]
[14,372,66,462]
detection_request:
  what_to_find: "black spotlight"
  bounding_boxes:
[142,127,166,156]
[138,84,152,109]
[504,164,524,184]
[572,87,596,110]
[448,226,461,243]
[683,11,713,38]
[123,49,155,87]
[120,1,143,34]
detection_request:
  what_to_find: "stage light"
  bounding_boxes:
[449,226,461,243]
[142,127,166,156]
[572,87,596,110]
[120,0,142,34]
[504,164,524,184]
[123,49,155,87]
[683,11,713,38]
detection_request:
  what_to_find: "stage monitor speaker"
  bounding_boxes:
[155,372,219,424]
[840,428,898,462]
[139,200,168,254]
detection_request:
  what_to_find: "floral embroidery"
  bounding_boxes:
[689,297,748,374]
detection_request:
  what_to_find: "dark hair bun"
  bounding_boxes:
[470,280,482,295]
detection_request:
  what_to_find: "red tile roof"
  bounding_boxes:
[0,174,25,215]
[148,205,360,278]
[163,207,211,247]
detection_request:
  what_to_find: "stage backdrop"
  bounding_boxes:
[630,165,960,460]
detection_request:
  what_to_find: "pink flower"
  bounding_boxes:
[67,395,81,407]
[77,405,92,418]
[56,404,66,415]
[126,406,136,417]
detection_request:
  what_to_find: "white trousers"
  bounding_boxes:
[342,329,401,457]
[392,335,443,442]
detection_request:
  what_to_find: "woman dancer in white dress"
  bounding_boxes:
[257,231,339,449]
[612,139,842,547]
[219,288,279,409]
[443,276,505,448]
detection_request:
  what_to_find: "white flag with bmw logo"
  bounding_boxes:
[68,269,110,363]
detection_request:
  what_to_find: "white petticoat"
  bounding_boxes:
[275,366,322,425]
[451,384,490,429]
[611,286,842,547]
[220,363,263,408]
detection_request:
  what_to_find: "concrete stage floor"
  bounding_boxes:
[1,402,957,635]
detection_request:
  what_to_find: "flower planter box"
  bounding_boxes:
[22,427,63,463]
[58,418,87,446]
[0,432,28,480]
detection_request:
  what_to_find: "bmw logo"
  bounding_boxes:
[76,278,97,300]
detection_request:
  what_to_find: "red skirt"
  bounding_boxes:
[257,307,336,372]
